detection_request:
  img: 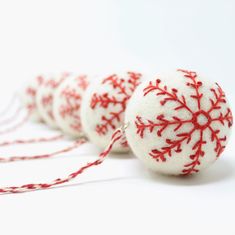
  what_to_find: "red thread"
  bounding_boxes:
[0,109,32,135]
[58,75,88,132]
[0,134,63,147]
[42,94,53,106]
[135,69,233,175]
[0,76,78,148]
[26,87,37,97]
[0,75,44,135]
[41,73,69,121]
[26,76,44,97]
[0,138,86,163]
[45,73,69,88]
[0,106,24,126]
[0,127,125,194]
[75,75,89,91]
[90,72,141,135]
[25,75,45,111]
[0,93,18,117]
[59,88,82,122]
[0,76,44,133]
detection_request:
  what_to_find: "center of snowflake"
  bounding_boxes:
[193,111,211,130]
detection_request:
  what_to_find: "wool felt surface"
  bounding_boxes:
[81,72,142,152]
[125,69,233,175]
[53,74,89,137]
[36,73,69,129]
[20,75,45,122]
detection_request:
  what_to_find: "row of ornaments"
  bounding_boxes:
[20,69,233,176]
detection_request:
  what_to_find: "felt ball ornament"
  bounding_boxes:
[20,75,45,122]
[81,71,142,152]
[125,69,233,175]
[36,73,69,129]
[53,74,89,137]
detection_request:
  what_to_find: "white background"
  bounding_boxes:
[0,0,235,234]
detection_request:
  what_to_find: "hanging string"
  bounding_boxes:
[0,134,64,147]
[0,125,127,194]
[0,106,24,126]
[0,108,32,135]
[0,93,18,117]
[0,137,87,163]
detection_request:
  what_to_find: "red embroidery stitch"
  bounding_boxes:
[25,76,45,110]
[76,75,89,91]
[90,72,141,136]
[41,94,54,119]
[40,75,68,122]
[135,69,233,175]
[26,87,36,97]
[36,75,44,86]
[58,76,88,132]
[45,73,69,88]
[42,94,53,106]
[59,88,82,118]
[0,127,125,194]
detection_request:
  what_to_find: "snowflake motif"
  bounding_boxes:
[40,74,68,121]
[25,75,44,110]
[59,75,88,131]
[135,69,233,175]
[41,94,54,119]
[90,72,141,136]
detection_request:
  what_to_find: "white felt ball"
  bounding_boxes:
[81,72,142,152]
[20,75,45,122]
[36,73,69,128]
[125,69,233,175]
[53,74,89,137]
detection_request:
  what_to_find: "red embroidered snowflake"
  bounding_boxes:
[59,75,89,131]
[25,75,44,110]
[135,69,233,175]
[90,72,141,136]
[40,74,69,121]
